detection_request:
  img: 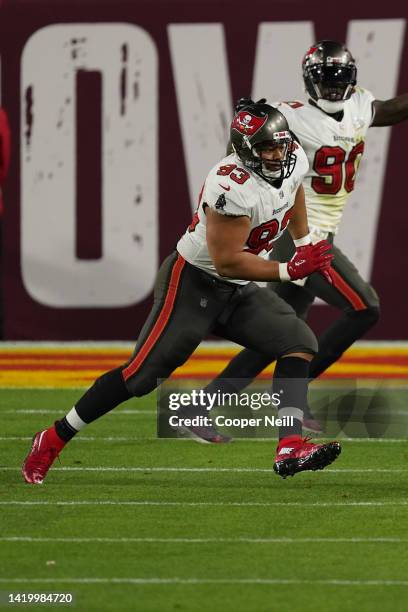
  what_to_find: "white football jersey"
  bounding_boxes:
[275,87,374,234]
[177,147,309,284]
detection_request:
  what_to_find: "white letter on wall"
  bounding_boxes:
[21,23,158,307]
[336,19,406,280]
[252,21,315,103]
[168,24,233,210]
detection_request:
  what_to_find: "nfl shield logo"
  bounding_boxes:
[200,298,208,308]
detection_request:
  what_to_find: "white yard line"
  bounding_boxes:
[0,501,407,507]
[0,436,407,443]
[1,466,406,473]
[0,536,405,544]
[0,577,407,586]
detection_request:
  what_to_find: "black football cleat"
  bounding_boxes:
[274,435,341,479]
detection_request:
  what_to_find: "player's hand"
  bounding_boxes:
[279,240,333,281]
[234,97,267,113]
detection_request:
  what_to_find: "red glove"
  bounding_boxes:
[279,240,333,281]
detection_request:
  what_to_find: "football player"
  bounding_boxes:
[22,104,340,483]
[203,40,408,433]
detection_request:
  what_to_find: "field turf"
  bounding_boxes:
[1,387,408,612]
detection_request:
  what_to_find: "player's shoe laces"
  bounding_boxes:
[22,427,65,484]
[273,435,341,478]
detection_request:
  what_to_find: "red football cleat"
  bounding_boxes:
[22,427,65,485]
[273,435,341,479]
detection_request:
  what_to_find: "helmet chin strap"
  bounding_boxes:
[316,98,346,114]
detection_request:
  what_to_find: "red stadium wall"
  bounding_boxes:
[0,0,407,340]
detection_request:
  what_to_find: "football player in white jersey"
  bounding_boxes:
[22,103,341,483]
[205,40,408,433]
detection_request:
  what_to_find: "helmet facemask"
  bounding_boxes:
[241,133,297,184]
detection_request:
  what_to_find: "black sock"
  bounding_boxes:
[75,367,131,423]
[273,356,310,439]
[55,417,78,442]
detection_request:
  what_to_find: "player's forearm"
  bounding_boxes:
[288,218,309,241]
[214,252,281,282]
[372,94,408,126]
[287,184,308,240]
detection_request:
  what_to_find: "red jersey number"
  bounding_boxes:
[217,164,250,185]
[312,142,365,195]
[312,146,345,194]
[344,141,365,192]
[246,219,280,255]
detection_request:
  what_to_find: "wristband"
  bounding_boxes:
[278,262,291,281]
[293,234,311,248]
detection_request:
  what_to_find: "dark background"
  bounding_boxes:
[1,0,407,340]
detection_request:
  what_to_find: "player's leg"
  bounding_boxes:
[305,244,380,379]
[203,230,313,396]
[22,254,234,483]
[216,281,315,436]
[215,284,341,476]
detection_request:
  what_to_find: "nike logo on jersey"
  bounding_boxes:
[218,184,231,191]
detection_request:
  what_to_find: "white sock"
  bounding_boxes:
[65,407,87,431]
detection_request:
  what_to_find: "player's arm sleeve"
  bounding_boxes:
[204,183,253,219]
[371,92,408,127]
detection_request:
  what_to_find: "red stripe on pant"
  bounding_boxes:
[330,268,366,311]
[122,254,186,382]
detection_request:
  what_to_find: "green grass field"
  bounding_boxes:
[1,388,408,611]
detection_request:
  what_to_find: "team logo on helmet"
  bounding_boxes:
[231,111,267,136]
[303,46,318,62]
